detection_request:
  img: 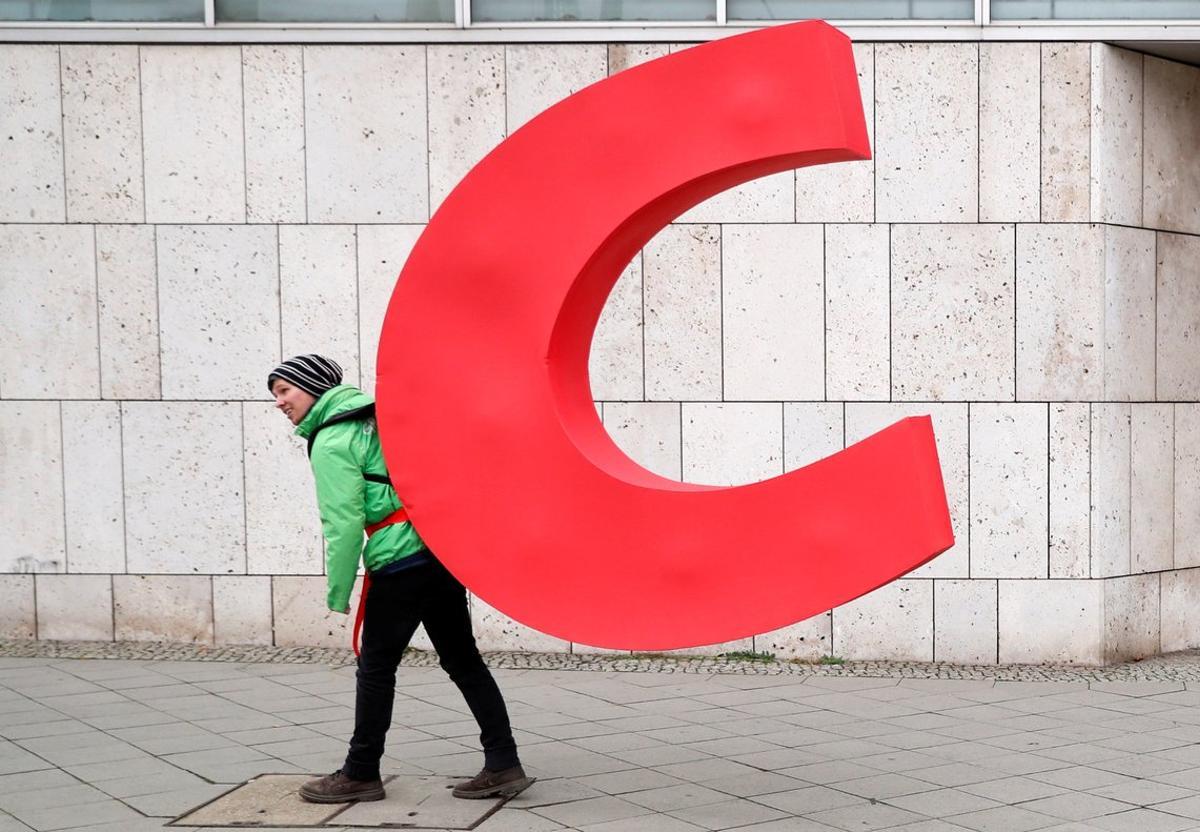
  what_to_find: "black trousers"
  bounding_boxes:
[341,557,521,781]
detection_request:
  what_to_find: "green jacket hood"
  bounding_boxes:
[295,385,372,439]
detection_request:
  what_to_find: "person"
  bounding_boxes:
[267,354,531,803]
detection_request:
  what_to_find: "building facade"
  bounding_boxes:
[1,1,1199,664]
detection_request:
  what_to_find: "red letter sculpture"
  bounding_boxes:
[377,21,954,650]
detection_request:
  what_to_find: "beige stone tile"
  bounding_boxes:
[834,580,933,662]
[96,224,160,399]
[783,402,843,472]
[644,224,721,401]
[272,575,361,649]
[472,594,570,653]
[935,579,997,664]
[0,576,35,639]
[680,173,794,224]
[969,404,1048,579]
[1177,405,1200,570]
[796,43,873,223]
[846,403,968,579]
[0,402,65,573]
[681,403,782,487]
[36,575,113,641]
[62,401,125,574]
[998,579,1103,665]
[0,225,99,398]
[157,225,280,400]
[1042,43,1092,222]
[1144,56,1200,235]
[826,224,889,401]
[1092,403,1131,579]
[1090,45,1144,226]
[213,576,273,646]
[891,224,1015,402]
[1157,232,1200,400]
[1103,573,1160,664]
[505,43,606,134]
[0,45,64,222]
[607,43,668,75]
[356,224,424,395]
[1102,225,1156,401]
[602,401,681,481]
[979,43,1039,223]
[1131,404,1174,575]
[122,402,246,575]
[242,402,323,576]
[876,43,977,222]
[1049,404,1090,579]
[589,254,643,401]
[243,45,306,224]
[141,46,244,223]
[304,46,427,223]
[1161,568,1200,652]
[279,225,360,387]
[61,45,143,223]
[428,45,505,214]
[755,612,832,662]
[114,575,214,644]
[722,224,822,400]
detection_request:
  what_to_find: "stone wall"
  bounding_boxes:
[1,40,1199,664]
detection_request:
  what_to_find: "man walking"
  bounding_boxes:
[268,354,530,803]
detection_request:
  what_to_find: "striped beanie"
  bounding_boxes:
[268,354,343,399]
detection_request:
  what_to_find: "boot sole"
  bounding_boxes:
[452,776,535,800]
[299,786,386,804]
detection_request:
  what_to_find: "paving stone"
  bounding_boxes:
[1087,779,1193,806]
[173,774,340,826]
[622,783,731,812]
[948,804,1060,832]
[530,795,653,827]
[336,775,503,829]
[666,797,789,830]
[886,787,1003,817]
[805,801,926,831]
[751,785,866,815]
[7,798,142,831]
[1020,792,1135,821]
[1088,808,1198,832]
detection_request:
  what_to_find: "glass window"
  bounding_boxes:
[728,0,974,19]
[216,0,454,22]
[0,0,202,21]
[471,0,716,22]
[992,0,1200,18]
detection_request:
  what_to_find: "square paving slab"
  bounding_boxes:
[171,774,508,829]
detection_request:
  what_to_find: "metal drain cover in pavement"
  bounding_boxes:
[171,774,506,829]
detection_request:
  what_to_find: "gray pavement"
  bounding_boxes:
[4,644,1200,831]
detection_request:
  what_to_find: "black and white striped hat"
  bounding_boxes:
[268,354,344,398]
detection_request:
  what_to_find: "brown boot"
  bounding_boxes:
[299,770,385,803]
[452,764,533,799]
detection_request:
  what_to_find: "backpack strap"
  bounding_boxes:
[306,403,393,488]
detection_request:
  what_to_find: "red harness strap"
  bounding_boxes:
[353,508,410,656]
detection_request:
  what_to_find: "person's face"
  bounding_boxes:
[271,378,317,426]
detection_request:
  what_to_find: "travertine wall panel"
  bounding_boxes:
[891,224,1015,401]
[61,45,143,223]
[114,575,214,643]
[304,46,428,223]
[679,173,794,224]
[755,613,831,661]
[1049,404,1091,579]
[969,404,1048,579]
[242,402,323,575]
[722,224,822,400]
[428,45,505,213]
[213,576,274,645]
[36,575,113,641]
[825,224,889,401]
[0,576,35,640]
[96,225,160,399]
[796,43,873,223]
[279,225,361,387]
[876,44,977,222]
[1102,573,1160,664]
[122,402,246,575]
[1131,404,1174,575]
[0,225,98,399]
[682,403,782,487]
[272,575,360,649]
[1157,232,1200,400]
[1089,45,1143,226]
[157,225,280,400]
[0,402,65,573]
[934,580,997,665]
[589,255,643,401]
[0,45,63,222]
[999,579,1103,665]
[644,224,721,400]
[1091,404,1131,578]
[1176,405,1200,570]
[1144,56,1200,235]
[979,43,1039,223]
[62,401,125,574]
[505,44,605,133]
[141,46,244,223]
[356,224,423,393]
[783,403,843,472]
[472,596,570,653]
[1042,44,1092,222]
[603,402,681,481]
[1102,225,1156,401]
[1162,569,1200,653]
[243,45,306,224]
[607,43,667,75]
[834,581,933,662]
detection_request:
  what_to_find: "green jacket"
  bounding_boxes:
[295,385,426,612]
